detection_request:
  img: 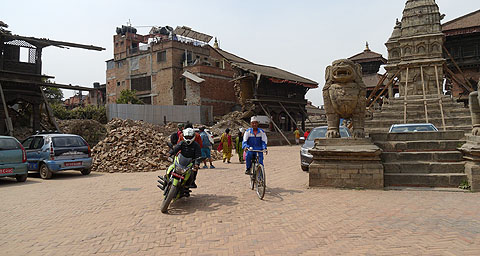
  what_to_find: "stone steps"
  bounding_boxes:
[381,151,463,162]
[384,161,465,174]
[365,117,471,130]
[369,130,465,141]
[373,109,470,119]
[376,140,465,152]
[384,173,467,187]
[367,125,472,134]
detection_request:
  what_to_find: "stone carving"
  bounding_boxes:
[469,79,480,136]
[385,0,445,96]
[323,59,366,138]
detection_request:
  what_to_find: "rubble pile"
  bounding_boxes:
[91,119,174,173]
[91,119,223,173]
[58,119,107,146]
[210,111,250,136]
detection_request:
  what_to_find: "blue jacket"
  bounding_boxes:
[242,128,267,150]
[199,131,211,148]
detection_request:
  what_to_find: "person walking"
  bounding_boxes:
[294,128,300,145]
[199,127,215,169]
[304,128,311,139]
[219,128,233,163]
[235,129,244,163]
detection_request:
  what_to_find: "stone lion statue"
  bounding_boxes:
[323,59,366,138]
[469,79,480,136]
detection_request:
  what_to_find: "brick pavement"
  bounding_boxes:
[1,146,480,255]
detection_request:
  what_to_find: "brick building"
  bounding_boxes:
[106,25,318,122]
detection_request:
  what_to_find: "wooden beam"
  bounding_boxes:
[443,45,474,90]
[444,65,474,93]
[258,102,292,146]
[435,65,446,131]
[278,101,303,133]
[0,77,95,91]
[40,87,61,132]
[420,66,429,123]
[365,72,388,104]
[404,67,409,124]
[367,69,401,110]
[0,82,13,136]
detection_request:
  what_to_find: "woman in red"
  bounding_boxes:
[303,128,311,139]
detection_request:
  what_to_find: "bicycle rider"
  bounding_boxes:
[243,116,268,175]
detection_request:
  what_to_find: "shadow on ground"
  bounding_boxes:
[263,186,304,203]
[27,171,104,180]
[166,194,239,215]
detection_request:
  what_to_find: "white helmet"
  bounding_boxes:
[183,128,195,145]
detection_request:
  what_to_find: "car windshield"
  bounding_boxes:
[0,138,20,150]
[307,127,349,140]
[52,137,87,147]
[390,125,436,133]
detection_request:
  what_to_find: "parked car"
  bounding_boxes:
[300,126,351,172]
[389,123,438,133]
[0,136,28,182]
[22,133,92,179]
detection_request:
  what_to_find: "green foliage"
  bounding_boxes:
[43,87,64,104]
[51,104,107,124]
[459,180,471,190]
[116,89,144,104]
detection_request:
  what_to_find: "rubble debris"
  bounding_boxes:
[91,119,222,173]
[58,119,107,146]
[210,111,250,136]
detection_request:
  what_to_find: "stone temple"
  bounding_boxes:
[385,0,445,96]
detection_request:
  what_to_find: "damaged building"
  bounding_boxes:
[442,9,480,102]
[0,22,104,135]
[106,25,318,130]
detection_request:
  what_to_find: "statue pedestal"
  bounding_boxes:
[459,135,480,192]
[309,138,384,189]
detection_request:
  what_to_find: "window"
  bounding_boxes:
[31,137,44,150]
[53,137,87,147]
[157,51,167,62]
[0,138,21,151]
[106,60,115,70]
[117,81,121,86]
[117,61,123,68]
[122,81,125,87]
[131,76,151,91]
[22,137,33,149]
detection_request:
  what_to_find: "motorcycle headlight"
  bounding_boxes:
[175,165,186,175]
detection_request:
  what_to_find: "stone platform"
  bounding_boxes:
[309,138,384,189]
[459,135,480,192]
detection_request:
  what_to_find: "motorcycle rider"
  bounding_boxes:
[243,116,268,175]
[167,128,202,189]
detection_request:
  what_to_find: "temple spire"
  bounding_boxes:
[365,42,370,51]
[213,37,219,49]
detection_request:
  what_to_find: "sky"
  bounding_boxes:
[2,0,479,106]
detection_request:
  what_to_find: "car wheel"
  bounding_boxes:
[16,173,28,182]
[301,166,309,172]
[81,169,91,175]
[39,164,52,179]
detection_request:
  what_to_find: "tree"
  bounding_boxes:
[42,87,64,104]
[116,89,144,104]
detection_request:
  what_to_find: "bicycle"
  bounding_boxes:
[247,149,267,200]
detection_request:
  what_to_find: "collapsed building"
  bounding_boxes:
[106,25,318,133]
[0,22,104,135]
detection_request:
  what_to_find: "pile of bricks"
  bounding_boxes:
[210,111,250,136]
[91,119,174,173]
[91,118,222,173]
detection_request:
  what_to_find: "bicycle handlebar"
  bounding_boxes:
[246,149,267,153]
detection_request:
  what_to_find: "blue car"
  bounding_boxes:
[0,136,28,182]
[22,133,92,179]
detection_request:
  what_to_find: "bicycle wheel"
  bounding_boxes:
[250,165,255,190]
[255,164,266,200]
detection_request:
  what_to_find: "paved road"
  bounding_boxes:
[1,146,480,255]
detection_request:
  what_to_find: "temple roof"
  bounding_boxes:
[348,43,386,64]
[442,9,480,34]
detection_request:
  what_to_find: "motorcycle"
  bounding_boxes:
[157,152,198,213]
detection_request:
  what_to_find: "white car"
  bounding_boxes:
[388,123,438,133]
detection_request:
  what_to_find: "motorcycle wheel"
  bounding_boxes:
[161,185,177,213]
